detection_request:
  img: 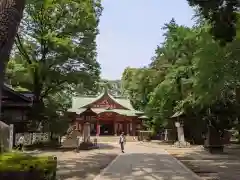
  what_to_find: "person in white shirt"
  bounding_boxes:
[76,135,82,147]
[18,134,25,151]
[119,132,126,153]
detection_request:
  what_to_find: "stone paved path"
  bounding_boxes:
[94,142,201,180]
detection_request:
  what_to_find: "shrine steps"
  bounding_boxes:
[61,135,138,147]
[93,135,138,142]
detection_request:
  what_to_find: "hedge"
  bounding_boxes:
[0,152,57,180]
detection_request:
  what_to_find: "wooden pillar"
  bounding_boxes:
[75,121,78,130]
[114,121,117,136]
[124,120,127,135]
[81,123,84,136]
[120,123,123,133]
[126,123,129,135]
[130,122,133,136]
[96,120,100,136]
[132,120,136,136]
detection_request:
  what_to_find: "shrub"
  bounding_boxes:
[0,152,57,180]
[24,140,61,150]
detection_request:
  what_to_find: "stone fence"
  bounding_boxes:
[15,132,50,145]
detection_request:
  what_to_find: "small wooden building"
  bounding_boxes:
[1,84,33,133]
[68,90,145,136]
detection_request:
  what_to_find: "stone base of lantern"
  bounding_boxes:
[77,141,99,151]
[204,145,223,154]
[173,141,191,148]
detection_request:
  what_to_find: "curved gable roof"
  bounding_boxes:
[70,90,135,111]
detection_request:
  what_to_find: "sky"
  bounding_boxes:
[96,0,195,80]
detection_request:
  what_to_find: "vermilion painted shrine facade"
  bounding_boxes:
[68,90,147,136]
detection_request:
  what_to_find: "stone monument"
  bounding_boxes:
[0,121,11,152]
[78,122,98,150]
[164,129,168,141]
[83,122,90,142]
[174,121,190,147]
[9,124,14,150]
[170,111,190,147]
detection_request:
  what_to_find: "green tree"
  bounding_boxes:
[187,0,239,44]
[43,89,72,138]
[122,16,240,143]
[189,24,240,140]
[7,0,102,128]
[146,20,198,131]
[122,67,163,111]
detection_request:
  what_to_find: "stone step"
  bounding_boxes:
[61,135,138,147]
[61,138,77,147]
[92,136,138,142]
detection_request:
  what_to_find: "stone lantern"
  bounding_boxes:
[83,122,90,142]
[171,111,190,147]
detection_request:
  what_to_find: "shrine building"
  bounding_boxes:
[68,90,147,136]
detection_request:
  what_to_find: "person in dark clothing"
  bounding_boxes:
[119,132,126,153]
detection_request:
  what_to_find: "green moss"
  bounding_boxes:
[0,152,57,172]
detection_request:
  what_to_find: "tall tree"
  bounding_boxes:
[122,67,163,111]
[145,20,199,131]
[187,0,239,44]
[0,0,25,120]
[8,0,102,127]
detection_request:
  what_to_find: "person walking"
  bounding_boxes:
[17,133,25,151]
[119,132,126,153]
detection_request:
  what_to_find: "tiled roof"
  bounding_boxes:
[70,108,140,116]
[3,84,32,102]
[139,115,148,119]
[68,90,144,116]
[70,91,135,111]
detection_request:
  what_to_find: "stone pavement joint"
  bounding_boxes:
[94,142,201,180]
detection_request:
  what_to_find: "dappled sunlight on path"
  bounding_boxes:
[164,144,240,180]
[94,143,201,180]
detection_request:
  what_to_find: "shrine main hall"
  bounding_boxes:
[68,90,147,136]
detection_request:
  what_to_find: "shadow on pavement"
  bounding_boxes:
[98,143,118,150]
[168,144,240,180]
[25,143,118,154]
[57,152,118,180]
[96,153,199,180]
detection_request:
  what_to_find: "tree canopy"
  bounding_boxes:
[122,16,240,142]
[187,0,239,45]
[5,0,103,134]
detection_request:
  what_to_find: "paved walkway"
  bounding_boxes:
[94,143,201,180]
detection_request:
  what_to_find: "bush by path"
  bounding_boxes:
[0,151,57,180]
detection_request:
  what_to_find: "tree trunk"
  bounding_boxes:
[0,0,26,118]
[50,132,53,140]
[235,87,240,142]
[0,61,4,120]
[204,124,223,153]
